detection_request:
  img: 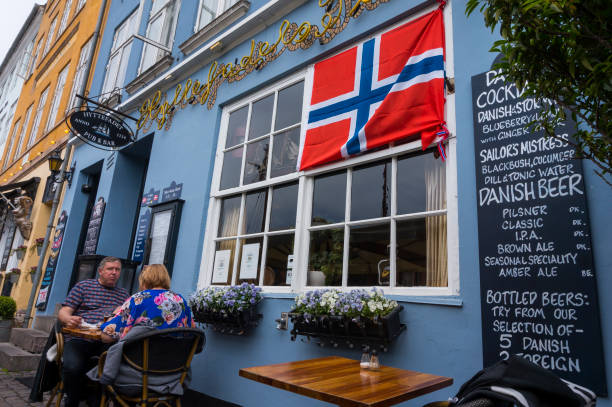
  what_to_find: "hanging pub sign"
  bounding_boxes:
[67,108,134,150]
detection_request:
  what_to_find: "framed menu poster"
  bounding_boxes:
[144,199,183,275]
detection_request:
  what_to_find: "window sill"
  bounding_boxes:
[179,0,250,56]
[262,292,463,307]
[125,54,174,95]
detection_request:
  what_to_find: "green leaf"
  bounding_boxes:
[581,57,594,71]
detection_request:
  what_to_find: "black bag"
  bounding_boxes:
[29,326,60,402]
[451,356,596,407]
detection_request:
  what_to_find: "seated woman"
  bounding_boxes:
[89,265,198,398]
[100,264,194,342]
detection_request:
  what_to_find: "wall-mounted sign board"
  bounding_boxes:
[471,69,607,395]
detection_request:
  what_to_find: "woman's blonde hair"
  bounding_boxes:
[139,264,171,290]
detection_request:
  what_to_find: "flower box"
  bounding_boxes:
[192,306,261,335]
[35,238,44,256]
[14,246,27,260]
[189,283,263,335]
[9,269,21,284]
[288,288,406,351]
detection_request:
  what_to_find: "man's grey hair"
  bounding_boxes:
[98,256,122,272]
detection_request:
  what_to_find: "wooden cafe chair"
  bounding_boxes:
[97,327,205,407]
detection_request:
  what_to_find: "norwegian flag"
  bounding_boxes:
[298,9,447,171]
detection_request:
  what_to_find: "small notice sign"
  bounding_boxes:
[212,250,231,283]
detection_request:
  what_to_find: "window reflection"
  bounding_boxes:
[264,234,294,286]
[243,189,267,234]
[243,139,269,184]
[220,147,243,190]
[397,151,446,214]
[312,171,346,225]
[308,228,343,286]
[396,216,447,287]
[269,182,298,231]
[270,127,299,178]
[351,161,390,221]
[348,223,389,286]
[249,94,274,140]
[275,81,304,131]
[226,106,248,148]
[218,195,241,237]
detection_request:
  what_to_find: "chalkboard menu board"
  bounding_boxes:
[471,70,607,395]
[36,210,68,310]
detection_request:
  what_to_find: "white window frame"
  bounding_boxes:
[194,0,237,32]
[28,87,49,149]
[198,4,458,296]
[67,37,94,112]
[101,9,140,96]
[29,39,43,76]
[58,0,74,35]
[15,105,33,157]
[2,119,20,170]
[76,0,86,12]
[44,17,58,56]
[20,39,36,78]
[138,0,180,74]
[45,64,70,133]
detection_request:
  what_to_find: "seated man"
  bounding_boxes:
[57,256,129,407]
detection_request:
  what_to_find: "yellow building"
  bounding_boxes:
[0,0,110,317]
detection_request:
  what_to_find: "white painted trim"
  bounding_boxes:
[196,2,460,297]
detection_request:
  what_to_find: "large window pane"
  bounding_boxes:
[243,139,269,185]
[312,171,346,226]
[348,223,389,286]
[269,182,298,231]
[218,195,241,237]
[351,161,390,221]
[264,234,294,286]
[226,106,247,148]
[237,237,263,284]
[396,216,447,287]
[270,127,299,178]
[274,81,303,130]
[220,147,242,190]
[141,15,164,71]
[248,94,273,140]
[397,152,446,214]
[198,0,217,29]
[308,228,343,286]
[243,189,267,234]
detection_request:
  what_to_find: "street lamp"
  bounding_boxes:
[48,149,74,187]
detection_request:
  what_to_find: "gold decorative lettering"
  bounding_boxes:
[137,0,386,131]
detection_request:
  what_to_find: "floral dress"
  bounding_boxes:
[101,289,195,340]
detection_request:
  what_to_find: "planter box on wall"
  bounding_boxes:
[193,305,262,335]
[289,306,406,352]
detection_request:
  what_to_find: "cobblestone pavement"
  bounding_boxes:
[0,370,50,407]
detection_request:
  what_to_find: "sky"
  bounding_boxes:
[0,1,43,65]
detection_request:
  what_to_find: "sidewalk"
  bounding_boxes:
[0,370,50,407]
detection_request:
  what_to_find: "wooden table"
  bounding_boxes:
[239,356,452,407]
[61,326,103,341]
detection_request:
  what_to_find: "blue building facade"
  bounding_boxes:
[38,0,612,406]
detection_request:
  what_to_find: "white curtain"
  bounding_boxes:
[425,159,447,287]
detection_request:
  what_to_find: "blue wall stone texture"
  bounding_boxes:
[42,0,612,406]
